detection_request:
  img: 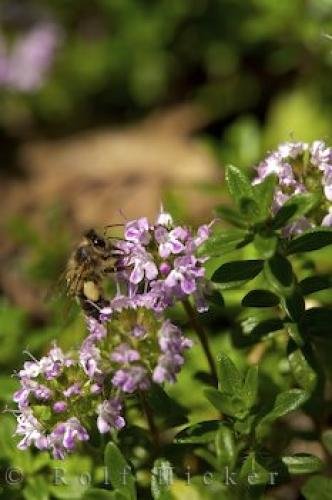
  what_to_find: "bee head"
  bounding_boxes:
[84,229,106,249]
[75,245,91,264]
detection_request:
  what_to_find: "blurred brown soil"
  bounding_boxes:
[0,103,221,312]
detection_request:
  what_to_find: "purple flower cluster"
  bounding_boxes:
[254,140,332,235]
[0,23,60,92]
[13,344,73,409]
[153,320,193,384]
[13,210,209,458]
[80,308,193,394]
[97,399,125,434]
[14,309,193,458]
[112,210,212,312]
[13,343,124,459]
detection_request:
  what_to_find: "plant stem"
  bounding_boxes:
[139,391,160,451]
[182,298,218,386]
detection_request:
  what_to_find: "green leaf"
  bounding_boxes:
[271,193,320,229]
[217,352,243,394]
[214,205,248,228]
[201,228,252,257]
[239,452,271,485]
[281,288,305,322]
[256,389,308,440]
[243,365,259,409]
[104,442,136,500]
[252,174,277,220]
[264,254,294,292]
[287,228,332,254]
[204,388,248,418]
[302,475,332,500]
[322,430,332,455]
[151,459,174,500]
[282,454,323,475]
[215,426,236,470]
[174,420,221,444]
[225,165,254,207]
[147,384,188,427]
[212,260,264,284]
[299,276,332,295]
[301,307,332,338]
[241,317,284,338]
[242,290,280,308]
[288,344,317,393]
[239,197,261,220]
[268,389,308,418]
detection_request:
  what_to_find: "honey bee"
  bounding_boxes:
[65,229,116,317]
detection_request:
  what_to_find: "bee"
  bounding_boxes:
[65,229,116,318]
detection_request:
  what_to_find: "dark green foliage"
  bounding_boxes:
[175,421,221,444]
[199,163,332,498]
[264,253,294,291]
[286,229,332,254]
[212,260,264,284]
[242,290,280,308]
[299,275,332,295]
[301,307,332,338]
[146,384,188,427]
[2,0,332,148]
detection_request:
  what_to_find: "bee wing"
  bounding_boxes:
[66,264,87,296]
[44,267,68,303]
[44,268,80,327]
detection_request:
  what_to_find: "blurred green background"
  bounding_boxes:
[1,1,332,499]
[1,0,332,150]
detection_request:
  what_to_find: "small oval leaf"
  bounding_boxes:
[174,420,221,444]
[287,228,332,254]
[242,290,280,308]
[212,260,264,284]
[282,454,323,475]
[104,442,136,500]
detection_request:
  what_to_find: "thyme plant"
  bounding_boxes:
[11,141,332,499]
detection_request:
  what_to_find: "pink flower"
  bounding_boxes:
[125,217,151,245]
[155,226,186,258]
[97,399,125,433]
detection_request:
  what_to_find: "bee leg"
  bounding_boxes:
[79,293,108,321]
[83,280,101,302]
